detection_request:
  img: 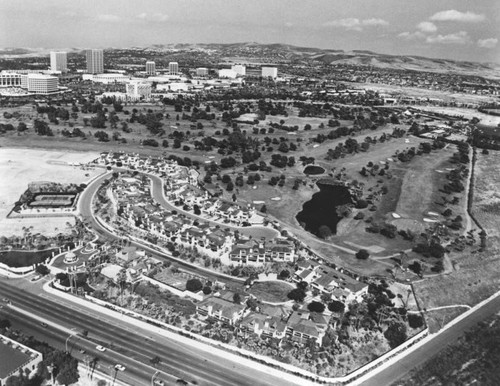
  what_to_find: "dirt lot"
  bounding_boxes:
[0,148,103,236]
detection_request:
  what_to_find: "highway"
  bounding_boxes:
[358,291,500,385]
[77,171,245,287]
[0,279,296,386]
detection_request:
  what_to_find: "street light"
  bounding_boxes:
[65,329,78,352]
[151,370,160,386]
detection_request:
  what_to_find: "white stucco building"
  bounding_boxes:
[126,81,152,100]
[24,74,58,94]
[262,67,278,79]
[231,64,246,76]
[218,69,237,79]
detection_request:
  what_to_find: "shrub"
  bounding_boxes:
[356,249,370,260]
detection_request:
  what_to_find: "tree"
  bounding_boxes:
[279,269,290,280]
[328,300,345,313]
[408,313,424,329]
[307,301,325,313]
[202,286,212,295]
[384,321,407,348]
[356,249,370,260]
[233,293,242,304]
[318,225,332,239]
[35,264,50,276]
[287,288,306,302]
[185,278,203,293]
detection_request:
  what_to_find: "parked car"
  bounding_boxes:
[31,275,42,282]
[96,345,106,352]
[40,322,48,328]
[153,380,165,386]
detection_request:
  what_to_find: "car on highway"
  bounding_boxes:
[96,345,106,352]
[30,275,42,282]
[115,364,126,372]
[79,349,86,354]
[40,322,48,328]
[153,380,165,386]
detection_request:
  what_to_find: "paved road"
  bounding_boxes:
[148,174,279,240]
[358,291,500,386]
[0,279,296,386]
[77,172,245,287]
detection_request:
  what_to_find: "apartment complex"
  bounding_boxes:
[50,51,67,72]
[86,49,104,74]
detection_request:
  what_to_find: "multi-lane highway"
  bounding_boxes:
[0,279,300,386]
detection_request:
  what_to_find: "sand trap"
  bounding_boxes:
[427,211,439,216]
[270,197,281,201]
[387,158,394,162]
[435,169,444,173]
[253,200,265,204]
[313,144,320,148]
[392,213,401,218]
[423,218,439,223]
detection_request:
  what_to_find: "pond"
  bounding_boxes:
[296,182,353,237]
[303,165,326,175]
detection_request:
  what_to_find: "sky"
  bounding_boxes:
[0,0,498,63]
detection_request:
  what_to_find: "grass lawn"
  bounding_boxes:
[0,248,56,267]
[248,280,294,303]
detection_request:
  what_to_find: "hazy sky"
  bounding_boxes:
[1,0,498,63]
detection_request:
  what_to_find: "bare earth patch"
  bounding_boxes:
[0,148,103,236]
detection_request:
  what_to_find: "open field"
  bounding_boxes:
[248,280,294,303]
[0,148,103,236]
[413,106,500,126]
[411,148,500,320]
[353,82,498,104]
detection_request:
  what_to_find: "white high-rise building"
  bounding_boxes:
[168,62,179,75]
[50,51,67,72]
[231,64,246,76]
[86,49,104,74]
[25,74,58,94]
[262,67,278,79]
[146,61,156,75]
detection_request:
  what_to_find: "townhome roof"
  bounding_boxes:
[198,297,245,319]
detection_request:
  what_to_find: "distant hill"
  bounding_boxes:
[1,42,498,78]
